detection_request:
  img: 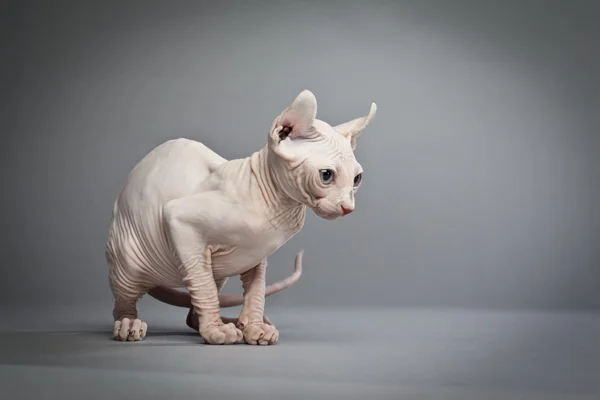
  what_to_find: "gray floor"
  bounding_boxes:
[1,305,599,400]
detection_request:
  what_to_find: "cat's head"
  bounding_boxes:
[267,90,376,220]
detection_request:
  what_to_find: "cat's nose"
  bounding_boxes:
[341,206,354,215]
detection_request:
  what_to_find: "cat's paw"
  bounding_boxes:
[200,322,243,345]
[113,318,147,341]
[241,322,279,345]
[186,308,273,330]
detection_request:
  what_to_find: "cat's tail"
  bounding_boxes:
[147,250,304,308]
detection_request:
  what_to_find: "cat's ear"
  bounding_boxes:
[269,90,318,159]
[334,103,377,149]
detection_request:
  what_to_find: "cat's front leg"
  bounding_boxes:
[237,259,279,345]
[164,201,243,345]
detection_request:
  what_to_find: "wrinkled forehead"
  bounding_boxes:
[311,119,361,168]
[313,119,354,149]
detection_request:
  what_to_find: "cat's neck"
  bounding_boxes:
[249,145,306,228]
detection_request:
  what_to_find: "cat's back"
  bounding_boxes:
[118,137,227,208]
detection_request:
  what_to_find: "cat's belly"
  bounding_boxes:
[111,211,297,287]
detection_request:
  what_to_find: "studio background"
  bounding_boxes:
[2,0,599,316]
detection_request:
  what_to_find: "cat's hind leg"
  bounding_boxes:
[108,261,150,342]
[112,293,148,341]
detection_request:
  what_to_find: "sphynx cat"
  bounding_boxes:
[105,90,376,345]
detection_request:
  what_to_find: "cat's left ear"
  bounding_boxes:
[334,103,377,149]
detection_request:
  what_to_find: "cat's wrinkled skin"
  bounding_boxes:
[105,90,376,344]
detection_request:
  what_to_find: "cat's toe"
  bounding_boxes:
[113,318,147,341]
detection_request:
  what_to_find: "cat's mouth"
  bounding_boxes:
[311,206,344,220]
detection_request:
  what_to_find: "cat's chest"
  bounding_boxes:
[211,210,305,276]
[239,220,301,258]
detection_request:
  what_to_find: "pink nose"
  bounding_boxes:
[341,206,353,215]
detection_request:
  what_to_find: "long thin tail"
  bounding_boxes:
[147,250,304,308]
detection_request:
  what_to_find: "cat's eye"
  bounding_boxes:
[319,169,334,184]
[353,173,362,187]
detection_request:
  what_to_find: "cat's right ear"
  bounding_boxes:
[269,90,318,159]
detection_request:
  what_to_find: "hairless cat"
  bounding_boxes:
[105,90,376,345]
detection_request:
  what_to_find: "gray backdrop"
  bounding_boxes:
[2,0,599,312]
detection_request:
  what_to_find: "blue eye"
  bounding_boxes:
[319,169,334,184]
[353,173,362,187]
